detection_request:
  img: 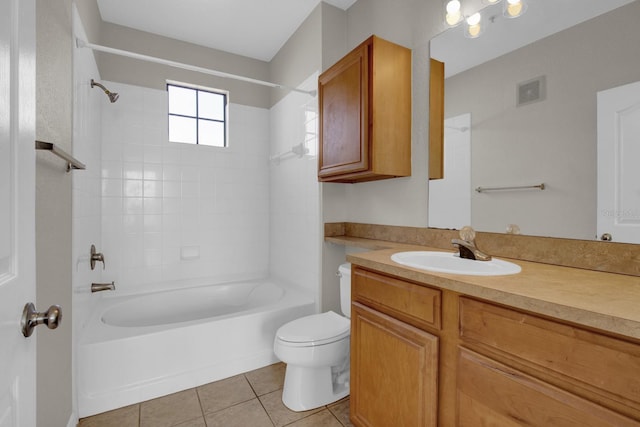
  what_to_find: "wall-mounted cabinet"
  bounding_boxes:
[428,58,444,180]
[318,36,411,183]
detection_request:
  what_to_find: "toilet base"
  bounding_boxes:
[281,364,350,411]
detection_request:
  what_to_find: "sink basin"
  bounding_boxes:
[390,251,521,276]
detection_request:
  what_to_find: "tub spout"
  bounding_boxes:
[91,281,115,293]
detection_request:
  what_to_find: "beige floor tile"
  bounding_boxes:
[284,409,343,427]
[173,416,207,427]
[197,374,256,414]
[259,389,322,427]
[327,398,353,427]
[245,362,286,396]
[140,388,202,427]
[205,398,274,427]
[78,404,139,427]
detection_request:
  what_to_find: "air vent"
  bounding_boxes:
[517,75,546,107]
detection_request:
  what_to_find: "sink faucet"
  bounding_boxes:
[451,226,492,261]
[91,281,115,293]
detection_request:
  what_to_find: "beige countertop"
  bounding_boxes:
[337,237,640,341]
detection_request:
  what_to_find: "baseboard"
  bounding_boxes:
[67,412,78,427]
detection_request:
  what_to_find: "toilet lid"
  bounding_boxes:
[277,311,350,345]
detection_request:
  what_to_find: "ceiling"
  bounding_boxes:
[96,0,358,62]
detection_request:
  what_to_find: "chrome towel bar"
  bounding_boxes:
[476,183,545,193]
[35,140,86,172]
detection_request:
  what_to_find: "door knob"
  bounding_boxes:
[21,303,62,337]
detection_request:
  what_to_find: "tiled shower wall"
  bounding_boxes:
[268,73,321,298]
[72,9,103,316]
[99,81,270,291]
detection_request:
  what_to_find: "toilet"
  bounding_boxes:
[274,263,352,411]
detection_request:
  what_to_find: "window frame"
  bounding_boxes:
[166,80,229,148]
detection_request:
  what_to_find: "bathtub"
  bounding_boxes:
[77,278,315,417]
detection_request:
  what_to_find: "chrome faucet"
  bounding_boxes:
[451,226,492,261]
[91,281,115,293]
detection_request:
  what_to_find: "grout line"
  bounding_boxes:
[194,386,206,420]
[280,406,330,427]
[243,373,260,398]
[329,410,344,427]
[252,386,276,427]
[200,396,262,418]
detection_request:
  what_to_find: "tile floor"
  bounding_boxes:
[78,363,353,427]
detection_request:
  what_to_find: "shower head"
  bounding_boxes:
[91,79,119,103]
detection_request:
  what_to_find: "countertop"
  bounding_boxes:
[333,236,640,341]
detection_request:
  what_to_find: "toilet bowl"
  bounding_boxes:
[274,263,351,411]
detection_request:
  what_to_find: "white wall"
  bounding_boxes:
[428,114,471,229]
[319,0,445,230]
[72,6,103,324]
[269,73,321,299]
[36,1,75,425]
[98,81,270,291]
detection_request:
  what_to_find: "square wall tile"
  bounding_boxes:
[123,162,144,180]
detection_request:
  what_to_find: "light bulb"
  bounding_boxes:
[505,0,525,17]
[445,0,462,26]
[466,12,481,26]
[465,13,482,38]
[446,0,461,14]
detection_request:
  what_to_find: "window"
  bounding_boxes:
[167,82,228,147]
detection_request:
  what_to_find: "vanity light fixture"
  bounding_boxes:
[445,0,527,38]
[505,0,527,18]
[445,0,463,27]
[465,12,483,38]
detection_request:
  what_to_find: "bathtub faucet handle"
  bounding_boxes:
[90,244,105,270]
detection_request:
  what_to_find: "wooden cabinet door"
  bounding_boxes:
[318,40,369,179]
[350,302,438,427]
[429,58,444,180]
[457,348,639,427]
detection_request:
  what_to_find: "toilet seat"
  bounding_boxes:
[276,311,350,347]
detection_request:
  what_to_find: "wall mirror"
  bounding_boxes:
[428,0,640,243]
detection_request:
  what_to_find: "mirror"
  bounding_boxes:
[429,0,640,242]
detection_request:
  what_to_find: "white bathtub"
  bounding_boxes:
[77,279,315,417]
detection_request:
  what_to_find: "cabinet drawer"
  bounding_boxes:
[457,348,638,427]
[353,267,441,330]
[459,297,640,412]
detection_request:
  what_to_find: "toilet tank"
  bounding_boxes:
[338,263,352,318]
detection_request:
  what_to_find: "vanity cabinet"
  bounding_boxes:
[457,348,637,426]
[318,36,411,183]
[349,266,640,426]
[458,297,640,425]
[350,267,440,427]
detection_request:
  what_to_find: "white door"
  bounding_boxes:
[597,80,640,244]
[0,0,37,426]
